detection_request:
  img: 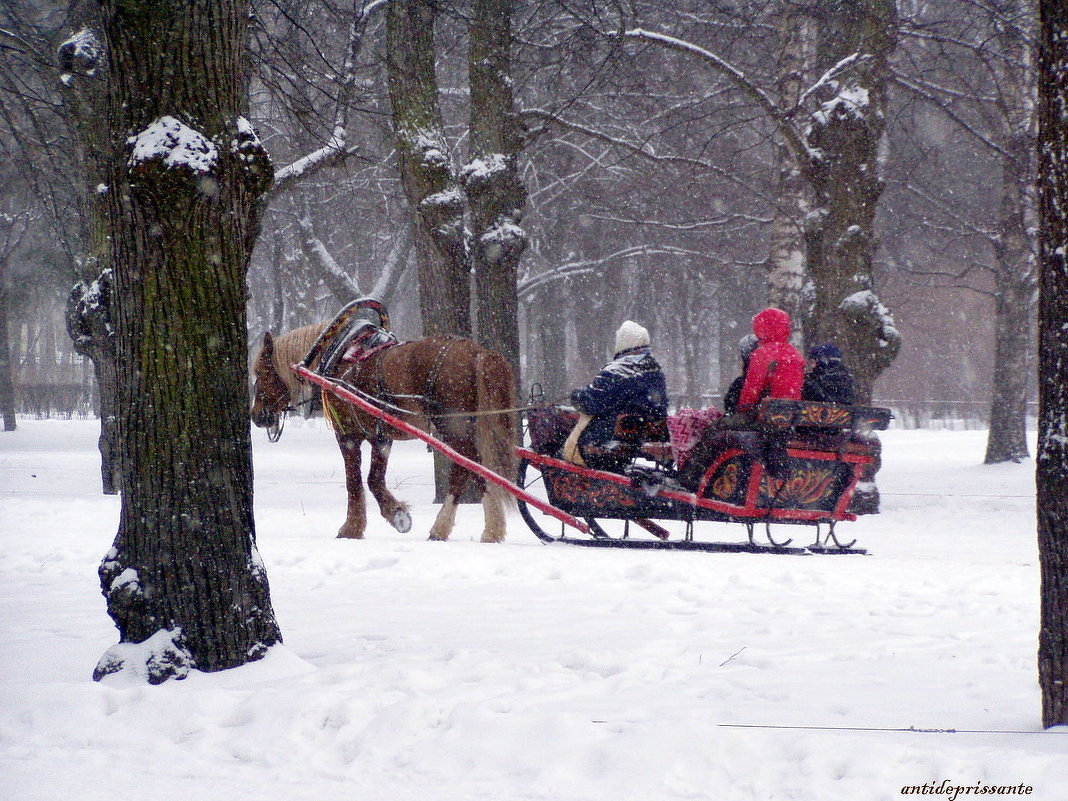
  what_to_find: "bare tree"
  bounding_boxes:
[0,1,123,488]
[466,0,527,377]
[386,0,470,338]
[802,0,900,403]
[623,1,901,404]
[1036,0,1068,730]
[92,0,281,683]
[0,203,31,431]
[891,0,1037,463]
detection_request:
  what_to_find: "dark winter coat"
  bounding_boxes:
[802,361,856,405]
[738,308,805,411]
[570,346,668,451]
[723,375,744,415]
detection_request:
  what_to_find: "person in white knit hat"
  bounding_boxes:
[563,321,668,470]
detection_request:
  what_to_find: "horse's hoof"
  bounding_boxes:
[337,530,364,540]
[391,509,412,533]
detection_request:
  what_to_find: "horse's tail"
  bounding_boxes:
[474,347,519,512]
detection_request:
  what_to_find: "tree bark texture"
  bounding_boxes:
[56,4,124,489]
[985,3,1038,465]
[386,0,470,338]
[466,0,527,379]
[805,0,901,404]
[1037,0,1068,730]
[93,0,280,682]
[66,269,120,493]
[985,149,1035,464]
[768,0,814,342]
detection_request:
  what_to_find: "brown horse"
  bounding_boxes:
[250,323,517,542]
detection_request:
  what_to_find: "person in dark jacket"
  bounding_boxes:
[802,343,856,405]
[722,334,759,415]
[566,321,668,470]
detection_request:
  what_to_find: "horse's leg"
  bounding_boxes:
[428,447,504,543]
[480,480,506,543]
[367,439,412,533]
[428,493,458,541]
[335,432,368,539]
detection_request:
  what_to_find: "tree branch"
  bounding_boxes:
[621,27,811,165]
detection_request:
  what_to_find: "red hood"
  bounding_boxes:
[752,307,792,344]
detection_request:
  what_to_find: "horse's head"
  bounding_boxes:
[250,331,290,432]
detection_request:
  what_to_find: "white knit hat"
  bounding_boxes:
[614,320,650,353]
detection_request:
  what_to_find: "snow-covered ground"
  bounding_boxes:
[1,418,1064,800]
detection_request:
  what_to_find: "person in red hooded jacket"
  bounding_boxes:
[737,307,805,412]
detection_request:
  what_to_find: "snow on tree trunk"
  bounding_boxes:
[385,0,471,339]
[57,11,121,491]
[93,0,281,683]
[465,0,527,382]
[1036,0,1068,730]
[66,267,120,493]
[804,0,900,405]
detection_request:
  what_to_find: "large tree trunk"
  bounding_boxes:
[805,0,901,404]
[56,7,123,490]
[985,148,1035,464]
[985,3,1037,465]
[385,0,470,339]
[386,0,474,502]
[1036,0,1068,730]
[93,0,281,683]
[466,0,527,382]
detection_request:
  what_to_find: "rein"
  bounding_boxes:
[335,381,553,420]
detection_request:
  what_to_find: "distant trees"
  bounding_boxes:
[889,0,1037,464]
[91,0,281,682]
[1,0,1049,464]
[0,0,121,483]
[248,0,413,335]
[0,202,30,431]
[1036,0,1068,731]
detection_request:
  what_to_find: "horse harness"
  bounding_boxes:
[325,330,461,442]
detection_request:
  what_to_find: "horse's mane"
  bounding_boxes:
[265,321,328,414]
